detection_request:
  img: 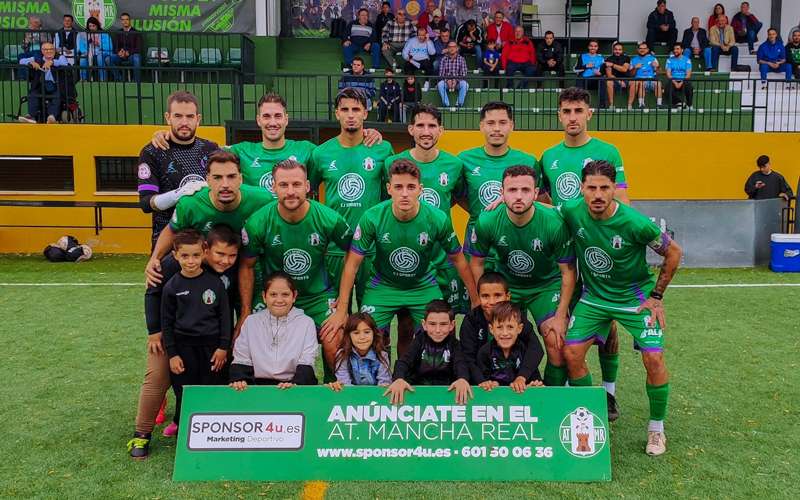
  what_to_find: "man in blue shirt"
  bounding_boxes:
[665,43,693,108]
[18,42,70,124]
[629,42,663,109]
[575,40,608,108]
[756,28,792,88]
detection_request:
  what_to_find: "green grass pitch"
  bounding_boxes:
[0,255,797,498]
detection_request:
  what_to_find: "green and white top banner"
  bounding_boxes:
[174,386,612,482]
[0,0,255,32]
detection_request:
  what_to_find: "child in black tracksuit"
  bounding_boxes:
[401,74,422,122]
[385,300,472,405]
[162,230,231,428]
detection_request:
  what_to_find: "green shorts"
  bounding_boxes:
[296,292,336,328]
[326,253,373,309]
[360,279,443,331]
[436,262,470,315]
[566,297,665,352]
[510,280,562,327]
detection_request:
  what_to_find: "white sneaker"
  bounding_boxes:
[18,114,36,124]
[46,115,57,124]
[645,431,667,456]
[422,81,430,92]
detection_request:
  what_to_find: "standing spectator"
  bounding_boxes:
[456,18,483,66]
[18,42,70,124]
[646,0,677,50]
[437,40,469,108]
[456,0,480,29]
[338,57,377,109]
[432,27,452,74]
[732,2,762,54]
[342,8,381,70]
[708,3,727,30]
[402,26,437,90]
[786,31,800,80]
[744,155,793,201]
[482,39,500,88]
[629,41,663,109]
[77,16,113,81]
[575,39,606,104]
[108,12,142,82]
[418,1,437,30]
[502,25,537,88]
[536,31,565,86]
[708,15,740,71]
[375,2,394,40]
[665,43,693,108]
[381,9,413,69]
[378,68,402,122]
[604,42,631,109]
[682,17,710,70]
[756,28,791,88]
[401,74,422,122]
[485,11,513,51]
[428,10,449,38]
[54,14,78,65]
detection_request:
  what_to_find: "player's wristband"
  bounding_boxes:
[649,291,664,300]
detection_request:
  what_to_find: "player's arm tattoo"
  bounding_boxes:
[652,237,682,295]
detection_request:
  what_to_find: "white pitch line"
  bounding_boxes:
[0,282,799,288]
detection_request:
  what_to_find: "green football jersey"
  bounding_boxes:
[308,137,394,256]
[559,199,667,309]
[241,200,352,296]
[540,138,627,207]
[169,184,273,234]
[351,200,461,289]
[226,139,316,195]
[471,203,574,288]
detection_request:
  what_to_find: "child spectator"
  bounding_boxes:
[401,74,421,122]
[483,39,501,88]
[378,68,402,122]
[328,312,392,391]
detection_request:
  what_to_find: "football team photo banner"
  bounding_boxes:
[174,386,611,482]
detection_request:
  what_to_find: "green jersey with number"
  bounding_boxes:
[309,137,394,256]
[351,200,462,289]
[227,139,316,195]
[169,185,273,234]
[540,138,626,207]
[241,200,352,296]
[471,203,574,288]
[559,199,667,308]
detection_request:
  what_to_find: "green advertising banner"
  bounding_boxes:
[174,386,612,482]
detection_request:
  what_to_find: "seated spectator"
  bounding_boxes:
[708,15,740,71]
[402,26,436,89]
[342,8,381,70]
[428,10,449,38]
[502,26,537,89]
[708,3,727,30]
[381,8,413,69]
[682,17,711,70]
[482,39,500,88]
[485,11,513,51]
[646,0,678,50]
[432,28,452,74]
[108,12,142,82]
[77,16,113,81]
[744,155,793,201]
[19,16,52,79]
[378,68,402,122]
[786,31,800,80]
[456,19,483,66]
[732,2,762,54]
[788,19,800,41]
[536,31,565,86]
[575,39,606,104]
[54,14,78,65]
[18,42,70,124]
[456,0,481,30]
[756,28,792,88]
[375,2,394,41]
[437,40,469,108]
[604,42,631,109]
[401,74,422,122]
[629,41,663,109]
[338,57,376,109]
[417,1,437,30]
[665,43,693,108]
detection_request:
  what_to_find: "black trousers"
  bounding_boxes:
[670,80,693,107]
[170,342,225,424]
[646,27,678,48]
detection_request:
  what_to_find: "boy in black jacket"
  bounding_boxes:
[377,68,402,122]
[385,300,472,405]
[477,301,544,392]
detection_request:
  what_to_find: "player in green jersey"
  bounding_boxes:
[458,101,539,258]
[144,150,273,288]
[321,159,478,359]
[561,160,682,456]
[469,165,577,388]
[384,103,470,315]
[308,88,394,307]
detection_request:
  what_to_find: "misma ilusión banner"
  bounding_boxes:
[174,385,611,482]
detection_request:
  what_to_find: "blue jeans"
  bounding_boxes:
[343,42,381,69]
[460,46,482,68]
[759,63,792,82]
[746,22,763,51]
[80,53,108,81]
[703,47,713,70]
[505,61,536,88]
[28,80,60,121]
[710,45,739,70]
[437,79,468,106]
[107,53,141,82]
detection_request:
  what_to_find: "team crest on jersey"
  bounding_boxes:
[137,163,151,180]
[611,235,624,249]
[363,157,375,171]
[532,238,543,251]
[220,275,230,290]
[418,232,429,246]
[328,160,337,171]
[241,228,249,246]
[439,172,449,186]
[309,232,321,246]
[498,235,508,246]
[272,235,282,246]
[550,160,559,170]
[202,289,216,305]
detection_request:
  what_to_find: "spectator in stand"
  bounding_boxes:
[786,31,800,80]
[456,19,483,66]
[378,68,402,122]
[575,39,606,105]
[402,26,437,89]
[744,155,793,201]
[502,25,536,88]
[375,2,394,40]
[708,4,727,30]
[709,15,740,71]
[682,17,711,70]
[428,10,449,38]
[77,16,113,82]
[536,31,564,86]
[486,11,513,51]
[456,0,480,30]
[108,12,142,82]
[401,74,422,122]
[381,8,414,69]
[19,16,52,79]
[629,41,663,109]
[18,42,69,124]
[432,27,452,74]
[646,1,677,50]
[482,39,500,88]
[788,19,800,41]
[418,1,437,30]
[438,40,469,108]
[338,56,377,109]
[604,42,631,109]
[756,28,791,89]
[665,43,693,108]
[54,14,78,65]
[732,2,762,54]
[342,8,381,70]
